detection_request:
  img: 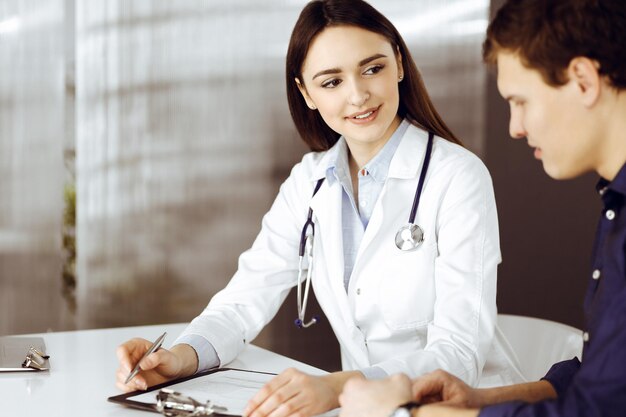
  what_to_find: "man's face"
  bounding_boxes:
[496,52,598,179]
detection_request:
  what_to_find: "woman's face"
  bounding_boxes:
[297,25,403,153]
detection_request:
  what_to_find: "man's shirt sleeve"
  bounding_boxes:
[541,357,581,397]
[478,291,626,417]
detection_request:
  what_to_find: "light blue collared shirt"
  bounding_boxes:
[177,120,410,378]
[324,119,409,291]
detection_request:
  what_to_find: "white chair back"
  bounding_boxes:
[497,314,583,382]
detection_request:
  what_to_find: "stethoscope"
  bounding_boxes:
[295,131,435,328]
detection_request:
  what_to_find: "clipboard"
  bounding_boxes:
[0,336,50,372]
[108,368,277,416]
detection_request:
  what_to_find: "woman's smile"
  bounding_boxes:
[346,105,381,124]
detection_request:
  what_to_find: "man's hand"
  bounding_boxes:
[412,370,482,408]
[413,370,557,409]
[415,405,480,417]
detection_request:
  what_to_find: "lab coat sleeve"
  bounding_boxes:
[373,153,501,385]
[175,157,314,366]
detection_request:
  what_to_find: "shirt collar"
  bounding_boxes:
[596,161,626,197]
[363,119,409,183]
[325,138,350,187]
[320,119,410,185]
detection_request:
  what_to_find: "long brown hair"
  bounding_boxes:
[286,0,461,152]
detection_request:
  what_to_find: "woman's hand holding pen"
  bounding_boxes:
[115,338,198,392]
[243,368,363,417]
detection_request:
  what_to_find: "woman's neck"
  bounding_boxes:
[345,116,403,201]
[346,116,402,170]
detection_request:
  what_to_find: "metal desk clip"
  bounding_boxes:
[22,346,50,370]
[156,389,228,416]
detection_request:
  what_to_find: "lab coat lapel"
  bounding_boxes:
[388,125,429,179]
[354,188,386,266]
[309,182,371,368]
[308,180,354,323]
[353,126,428,271]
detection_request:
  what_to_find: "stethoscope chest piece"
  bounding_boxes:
[394,131,434,253]
[395,223,424,251]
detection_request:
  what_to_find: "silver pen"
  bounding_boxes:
[125,331,167,385]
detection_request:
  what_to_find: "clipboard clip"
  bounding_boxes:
[21,346,50,371]
[156,389,228,416]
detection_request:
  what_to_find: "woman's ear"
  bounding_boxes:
[295,78,317,110]
[396,46,404,82]
[567,57,601,107]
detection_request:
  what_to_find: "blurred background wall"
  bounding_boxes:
[0,0,594,372]
[0,0,69,334]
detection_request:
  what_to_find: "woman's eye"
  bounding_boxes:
[321,79,342,88]
[363,64,385,75]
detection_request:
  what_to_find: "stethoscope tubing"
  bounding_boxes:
[296,131,435,327]
[408,131,434,224]
[299,179,325,257]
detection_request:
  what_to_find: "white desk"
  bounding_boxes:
[1,323,325,417]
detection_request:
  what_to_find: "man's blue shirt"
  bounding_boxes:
[481,162,626,416]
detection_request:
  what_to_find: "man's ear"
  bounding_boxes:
[567,57,601,107]
[295,78,317,110]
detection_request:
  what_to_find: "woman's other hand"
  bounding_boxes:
[338,374,413,417]
[244,368,360,417]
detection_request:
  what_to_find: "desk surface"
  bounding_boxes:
[1,323,324,417]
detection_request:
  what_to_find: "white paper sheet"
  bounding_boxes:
[130,369,273,416]
[127,368,339,416]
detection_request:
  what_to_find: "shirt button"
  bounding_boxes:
[606,209,616,220]
[360,200,368,207]
[583,332,590,342]
[592,269,601,280]
[599,186,608,196]
[356,288,361,295]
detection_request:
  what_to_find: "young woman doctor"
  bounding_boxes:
[116,0,521,416]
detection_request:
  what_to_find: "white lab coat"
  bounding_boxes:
[179,124,523,387]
